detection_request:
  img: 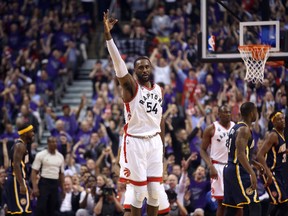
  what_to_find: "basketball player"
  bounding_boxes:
[104,11,164,216]
[4,122,35,216]
[256,111,288,216]
[200,105,235,216]
[223,102,263,216]
[123,183,170,216]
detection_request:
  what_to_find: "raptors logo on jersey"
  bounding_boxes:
[124,83,163,136]
[124,167,131,177]
[210,121,235,163]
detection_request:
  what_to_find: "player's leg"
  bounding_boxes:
[268,204,278,216]
[119,138,148,215]
[123,184,133,216]
[124,209,131,216]
[224,206,239,216]
[147,182,160,216]
[211,164,226,216]
[276,202,288,216]
[157,184,170,216]
[223,165,248,216]
[248,202,261,216]
[131,185,147,216]
[146,136,163,216]
[216,199,225,216]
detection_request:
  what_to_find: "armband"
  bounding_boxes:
[106,39,129,78]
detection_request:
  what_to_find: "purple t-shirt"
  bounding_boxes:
[46,56,65,80]
[8,31,21,50]
[54,31,73,52]
[36,77,54,94]
[57,114,78,138]
[0,132,19,141]
[74,130,92,147]
[188,179,211,210]
[76,13,91,34]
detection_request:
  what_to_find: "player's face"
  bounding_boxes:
[274,113,285,130]
[134,59,152,83]
[26,129,35,143]
[251,106,258,122]
[219,106,231,123]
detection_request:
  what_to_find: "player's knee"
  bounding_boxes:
[131,186,147,208]
[147,182,160,199]
[135,190,146,202]
[147,182,160,206]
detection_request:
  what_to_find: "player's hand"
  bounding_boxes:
[209,165,218,179]
[103,10,118,33]
[264,170,273,187]
[33,187,40,197]
[252,160,265,174]
[19,184,27,195]
[249,172,257,190]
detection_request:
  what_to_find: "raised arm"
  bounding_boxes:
[103,10,136,102]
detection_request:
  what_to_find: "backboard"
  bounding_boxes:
[200,0,288,62]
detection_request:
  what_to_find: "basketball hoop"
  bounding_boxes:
[238,45,271,84]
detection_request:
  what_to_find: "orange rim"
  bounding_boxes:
[238,45,271,51]
[238,45,271,60]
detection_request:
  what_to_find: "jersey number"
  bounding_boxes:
[147,102,158,114]
[226,137,232,153]
[283,154,287,163]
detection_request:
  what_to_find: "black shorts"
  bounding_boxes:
[4,175,32,215]
[262,170,288,205]
[223,163,260,208]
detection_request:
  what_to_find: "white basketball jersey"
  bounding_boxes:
[210,121,235,163]
[124,83,163,136]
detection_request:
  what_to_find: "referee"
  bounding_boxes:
[31,136,65,216]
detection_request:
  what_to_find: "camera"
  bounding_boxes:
[205,108,211,114]
[102,187,115,197]
[165,189,177,202]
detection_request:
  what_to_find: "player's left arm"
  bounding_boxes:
[236,127,257,189]
[13,142,27,194]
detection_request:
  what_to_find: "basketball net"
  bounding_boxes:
[238,45,271,84]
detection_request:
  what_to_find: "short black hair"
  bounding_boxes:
[133,56,151,68]
[240,102,255,117]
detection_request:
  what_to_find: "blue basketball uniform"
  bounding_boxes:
[262,128,288,204]
[4,139,32,215]
[223,122,260,208]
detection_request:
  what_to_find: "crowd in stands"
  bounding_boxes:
[1,0,288,215]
